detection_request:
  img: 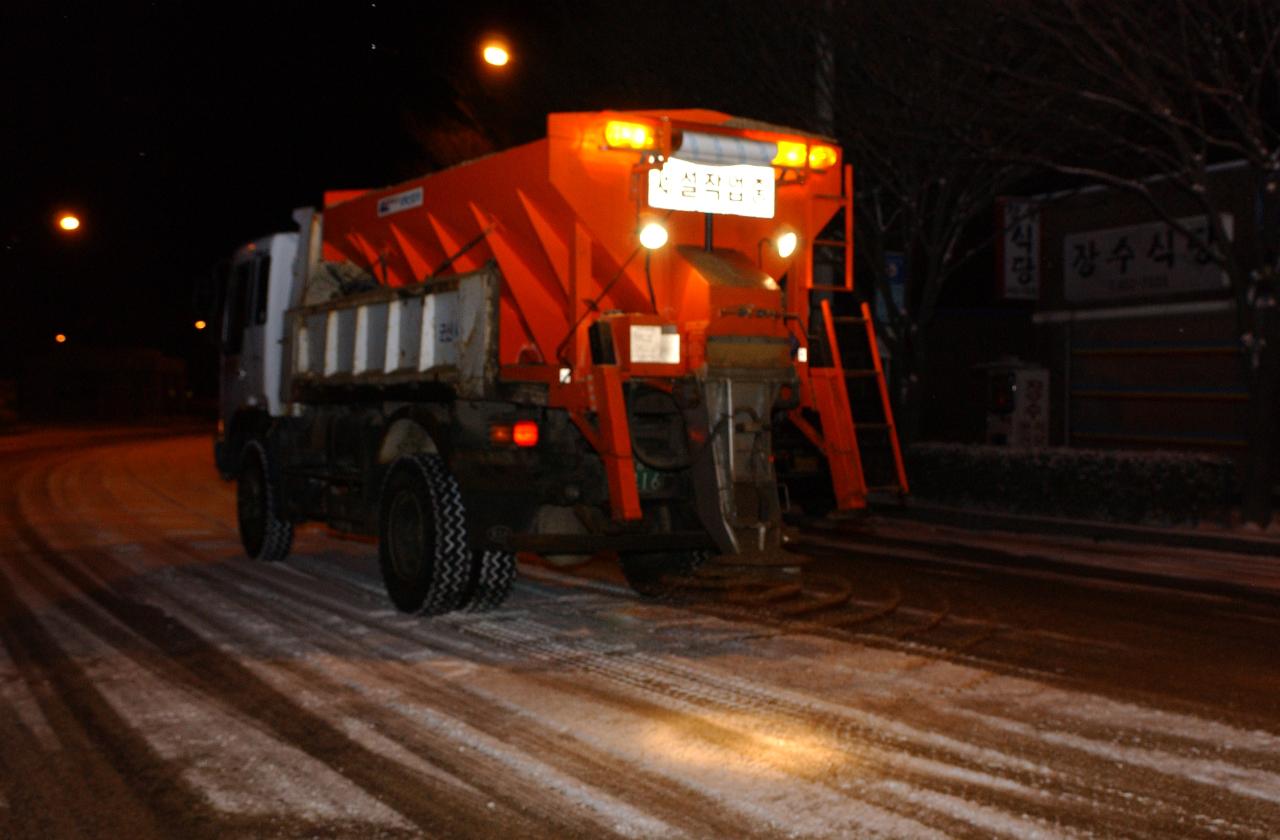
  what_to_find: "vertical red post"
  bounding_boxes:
[594,365,642,521]
[844,164,855,292]
[861,301,910,494]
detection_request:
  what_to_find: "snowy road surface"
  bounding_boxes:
[0,427,1277,838]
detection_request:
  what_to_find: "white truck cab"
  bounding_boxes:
[214,231,297,474]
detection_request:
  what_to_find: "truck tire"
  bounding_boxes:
[620,550,708,598]
[465,550,517,612]
[237,440,293,562]
[378,454,471,615]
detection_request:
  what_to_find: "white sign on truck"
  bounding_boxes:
[377,187,424,217]
[647,158,775,219]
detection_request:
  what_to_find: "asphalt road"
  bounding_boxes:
[0,427,1277,839]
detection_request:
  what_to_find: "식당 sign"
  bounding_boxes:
[1063,214,1233,301]
[999,199,1040,300]
[647,158,775,219]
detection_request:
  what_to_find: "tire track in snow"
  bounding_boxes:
[7,458,571,840]
[87,448,795,840]
[15,432,1280,839]
[78,446,726,839]
[452,614,1276,838]
[1,548,420,837]
[92,435,1280,834]
[90,443,962,834]
[0,620,60,751]
[458,618,1100,838]
[0,534,204,837]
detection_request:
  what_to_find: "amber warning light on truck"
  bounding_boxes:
[604,120,655,150]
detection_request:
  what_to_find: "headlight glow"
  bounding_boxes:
[639,221,669,250]
[776,231,798,259]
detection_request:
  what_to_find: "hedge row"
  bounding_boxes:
[905,443,1233,525]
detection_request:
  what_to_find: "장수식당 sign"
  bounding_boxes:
[1062,214,1233,302]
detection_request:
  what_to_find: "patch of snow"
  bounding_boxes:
[1019,691,1280,754]
[24,579,415,830]
[0,625,59,751]
[337,717,487,794]
[389,702,682,839]
[873,779,1075,839]
[956,708,1280,805]
[466,665,950,839]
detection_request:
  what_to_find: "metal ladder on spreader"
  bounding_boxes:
[793,164,909,511]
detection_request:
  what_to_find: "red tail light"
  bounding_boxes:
[513,420,539,447]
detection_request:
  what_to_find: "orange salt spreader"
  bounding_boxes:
[317,109,907,566]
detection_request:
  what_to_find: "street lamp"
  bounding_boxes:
[481,40,510,67]
[57,213,80,232]
[194,320,207,331]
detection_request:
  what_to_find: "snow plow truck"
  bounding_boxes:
[214,109,907,614]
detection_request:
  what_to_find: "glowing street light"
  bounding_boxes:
[482,41,510,67]
[57,213,81,232]
[55,333,67,344]
[194,319,207,331]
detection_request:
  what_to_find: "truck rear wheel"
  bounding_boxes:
[466,550,517,612]
[378,454,471,615]
[237,440,293,562]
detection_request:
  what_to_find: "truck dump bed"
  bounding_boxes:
[290,265,500,400]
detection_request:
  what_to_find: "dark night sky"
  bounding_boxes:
[1,2,813,387]
[2,2,535,375]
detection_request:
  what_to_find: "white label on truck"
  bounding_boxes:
[419,292,459,370]
[377,186,424,217]
[630,324,681,364]
[647,158,775,219]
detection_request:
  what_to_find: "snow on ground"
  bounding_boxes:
[0,431,1277,839]
[0,621,60,751]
